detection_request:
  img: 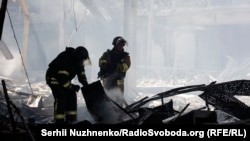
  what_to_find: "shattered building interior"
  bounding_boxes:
[1,0,250,139]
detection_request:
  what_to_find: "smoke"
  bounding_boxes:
[104,87,127,108]
[81,80,131,124]
[0,51,22,79]
[88,97,128,124]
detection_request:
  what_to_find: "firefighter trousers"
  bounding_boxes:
[49,85,77,124]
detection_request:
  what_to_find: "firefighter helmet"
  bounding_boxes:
[73,46,91,65]
[74,46,89,60]
[112,36,127,46]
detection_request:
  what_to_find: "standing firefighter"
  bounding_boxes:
[46,46,91,124]
[98,36,131,107]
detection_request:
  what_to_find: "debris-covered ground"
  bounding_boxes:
[1,78,250,140]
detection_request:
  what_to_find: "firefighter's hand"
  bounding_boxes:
[70,84,80,92]
[116,63,129,73]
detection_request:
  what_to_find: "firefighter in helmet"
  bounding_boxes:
[98,36,131,107]
[46,46,91,124]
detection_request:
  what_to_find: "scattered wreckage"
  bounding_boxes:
[1,79,250,140]
[82,79,250,125]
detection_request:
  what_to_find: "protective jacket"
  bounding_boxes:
[98,48,129,79]
[46,47,88,89]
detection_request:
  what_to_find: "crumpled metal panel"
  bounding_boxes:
[199,80,250,120]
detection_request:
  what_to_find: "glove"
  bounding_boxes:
[70,84,80,92]
[116,63,128,73]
